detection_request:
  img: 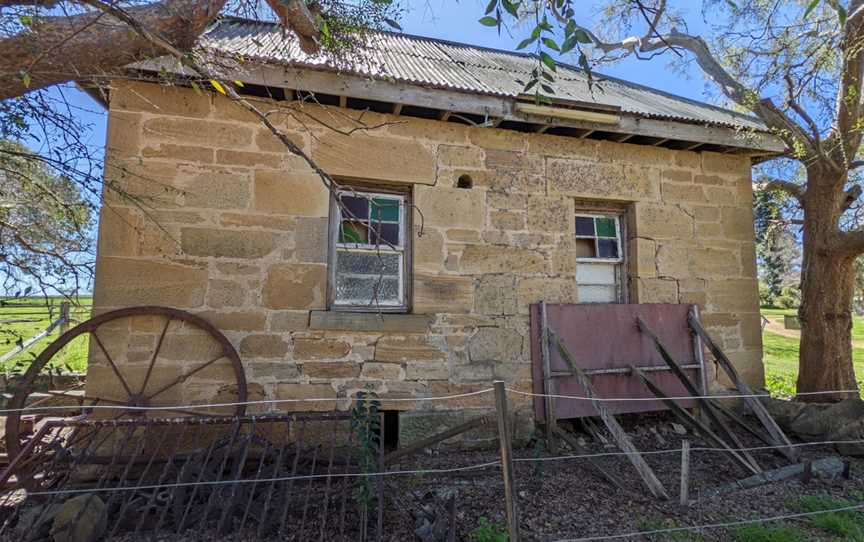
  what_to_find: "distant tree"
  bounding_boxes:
[0,140,93,297]
[754,186,801,306]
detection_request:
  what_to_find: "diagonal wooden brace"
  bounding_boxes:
[687,312,798,462]
[636,317,762,474]
[550,330,669,500]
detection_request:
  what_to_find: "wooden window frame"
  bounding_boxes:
[327,183,413,313]
[574,207,629,304]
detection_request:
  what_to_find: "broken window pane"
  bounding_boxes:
[339,221,369,244]
[574,238,595,258]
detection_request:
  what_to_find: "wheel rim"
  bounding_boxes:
[5,306,247,461]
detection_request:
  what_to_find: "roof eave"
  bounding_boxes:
[128,55,786,156]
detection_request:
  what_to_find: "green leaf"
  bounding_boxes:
[522,79,538,93]
[542,37,560,52]
[321,20,331,39]
[540,52,557,72]
[501,0,519,17]
[530,24,541,40]
[516,36,536,50]
[20,70,30,89]
[190,81,203,96]
[803,0,820,19]
[479,16,499,26]
[484,0,497,15]
[541,83,555,95]
[561,35,577,54]
[574,29,592,44]
[18,15,32,26]
[837,4,848,24]
[565,19,576,36]
[384,18,402,30]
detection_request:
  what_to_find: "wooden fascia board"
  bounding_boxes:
[131,58,786,154]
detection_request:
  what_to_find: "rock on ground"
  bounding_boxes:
[50,494,107,542]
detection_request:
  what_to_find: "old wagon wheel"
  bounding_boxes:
[4,306,247,460]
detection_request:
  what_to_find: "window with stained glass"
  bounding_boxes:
[330,190,408,310]
[574,213,625,303]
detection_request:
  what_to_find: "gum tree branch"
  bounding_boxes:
[757,178,806,201]
[0,0,226,99]
[560,3,812,157]
[831,0,864,166]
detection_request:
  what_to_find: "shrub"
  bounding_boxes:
[469,517,508,542]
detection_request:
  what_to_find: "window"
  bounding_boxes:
[329,188,410,311]
[574,213,626,303]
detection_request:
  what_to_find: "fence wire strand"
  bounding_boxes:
[3,385,861,414]
[508,387,862,402]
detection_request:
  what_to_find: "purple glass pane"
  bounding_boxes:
[575,217,595,236]
[376,223,400,246]
[339,195,368,220]
[598,239,618,258]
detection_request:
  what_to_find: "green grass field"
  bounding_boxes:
[761,307,864,397]
[0,297,92,374]
[762,307,864,342]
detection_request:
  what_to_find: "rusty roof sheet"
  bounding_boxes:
[200,17,766,131]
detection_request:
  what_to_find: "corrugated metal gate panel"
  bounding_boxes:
[530,303,701,420]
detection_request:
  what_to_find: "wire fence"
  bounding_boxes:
[2,386,862,414]
[1,385,861,541]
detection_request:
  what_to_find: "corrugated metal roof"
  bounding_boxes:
[200,17,766,131]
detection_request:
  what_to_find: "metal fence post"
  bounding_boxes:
[494,380,520,542]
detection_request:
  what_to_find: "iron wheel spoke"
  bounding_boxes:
[139,316,172,396]
[145,353,226,401]
[91,329,134,398]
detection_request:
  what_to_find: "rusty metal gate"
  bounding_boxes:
[530,303,706,421]
[0,413,384,541]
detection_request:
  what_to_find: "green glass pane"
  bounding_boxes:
[595,217,616,237]
[371,198,400,222]
[339,221,369,244]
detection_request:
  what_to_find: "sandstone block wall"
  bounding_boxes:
[89,81,763,426]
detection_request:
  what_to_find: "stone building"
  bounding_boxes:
[88,18,783,441]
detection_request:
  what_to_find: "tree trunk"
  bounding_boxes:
[797,171,859,402]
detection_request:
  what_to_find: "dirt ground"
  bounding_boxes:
[380,413,863,541]
[2,412,861,541]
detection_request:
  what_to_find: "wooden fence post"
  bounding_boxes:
[539,301,557,453]
[493,381,520,542]
[679,440,690,506]
[59,301,70,335]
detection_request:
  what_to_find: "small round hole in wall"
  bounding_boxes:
[457,175,473,189]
